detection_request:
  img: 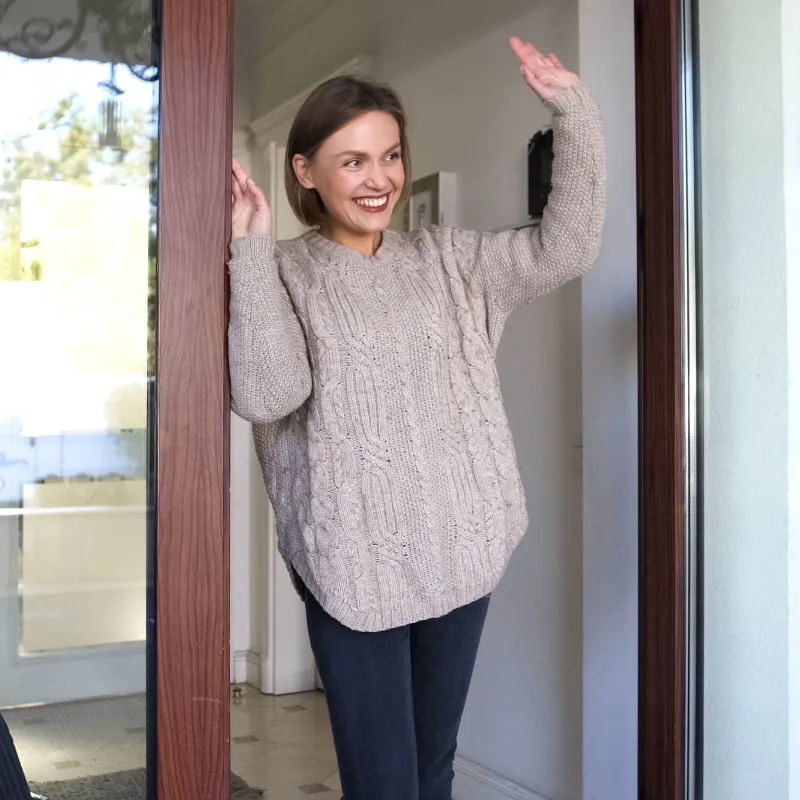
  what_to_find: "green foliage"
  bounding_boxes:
[0,93,156,281]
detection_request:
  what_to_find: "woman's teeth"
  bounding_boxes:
[355,195,388,209]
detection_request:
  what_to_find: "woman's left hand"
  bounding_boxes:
[510,37,580,101]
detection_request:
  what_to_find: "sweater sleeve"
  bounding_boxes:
[453,83,607,317]
[227,236,312,424]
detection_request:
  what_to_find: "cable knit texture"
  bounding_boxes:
[228,84,606,631]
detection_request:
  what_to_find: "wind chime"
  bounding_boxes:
[98,62,125,160]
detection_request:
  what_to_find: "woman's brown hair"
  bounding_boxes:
[285,75,412,228]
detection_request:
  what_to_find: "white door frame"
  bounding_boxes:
[257,140,316,696]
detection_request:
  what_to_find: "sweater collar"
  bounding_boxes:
[304,228,401,268]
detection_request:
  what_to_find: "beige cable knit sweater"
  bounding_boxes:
[228,84,606,631]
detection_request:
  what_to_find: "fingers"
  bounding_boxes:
[510,38,567,75]
[520,64,535,84]
[522,71,549,98]
[232,159,269,217]
[247,178,269,214]
[510,36,547,70]
[509,36,526,58]
[232,172,244,200]
[232,158,250,195]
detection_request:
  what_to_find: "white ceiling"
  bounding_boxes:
[234,0,549,70]
[234,0,333,62]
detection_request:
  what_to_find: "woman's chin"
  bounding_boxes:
[348,211,395,235]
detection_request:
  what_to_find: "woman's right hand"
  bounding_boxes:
[232,158,272,240]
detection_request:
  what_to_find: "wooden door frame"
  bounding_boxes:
[635,0,687,798]
[157,0,233,797]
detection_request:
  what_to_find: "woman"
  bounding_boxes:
[229,37,606,800]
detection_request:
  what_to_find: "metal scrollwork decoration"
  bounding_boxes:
[0,0,159,80]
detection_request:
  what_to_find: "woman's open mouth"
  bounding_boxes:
[354,194,390,213]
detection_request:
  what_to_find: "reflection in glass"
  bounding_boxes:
[0,1,159,795]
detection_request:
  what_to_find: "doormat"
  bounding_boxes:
[29,768,264,799]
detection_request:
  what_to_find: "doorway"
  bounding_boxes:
[228,1,598,799]
[0,0,686,797]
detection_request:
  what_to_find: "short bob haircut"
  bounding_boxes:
[285,75,412,228]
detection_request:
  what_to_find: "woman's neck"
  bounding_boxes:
[318,223,383,257]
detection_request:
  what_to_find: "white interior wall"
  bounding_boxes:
[576,1,638,798]
[378,7,583,799]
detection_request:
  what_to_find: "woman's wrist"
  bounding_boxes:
[229,235,274,261]
[543,82,590,115]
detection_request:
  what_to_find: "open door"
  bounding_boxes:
[637,1,798,798]
[0,1,233,797]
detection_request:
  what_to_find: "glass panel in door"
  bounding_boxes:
[0,1,159,795]
[688,0,799,798]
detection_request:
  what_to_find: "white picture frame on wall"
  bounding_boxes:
[391,171,458,231]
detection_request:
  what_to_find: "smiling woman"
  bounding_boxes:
[283,75,411,254]
[227,36,606,800]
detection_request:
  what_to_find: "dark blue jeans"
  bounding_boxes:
[304,588,490,800]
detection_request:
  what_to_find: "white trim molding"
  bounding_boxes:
[259,494,278,695]
[232,127,253,167]
[453,756,559,800]
[248,54,375,147]
[232,650,261,687]
[257,497,317,696]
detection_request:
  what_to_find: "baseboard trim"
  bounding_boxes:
[453,756,557,800]
[232,650,261,687]
[274,667,317,696]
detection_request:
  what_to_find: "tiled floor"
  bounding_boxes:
[230,687,341,800]
[5,686,341,799]
[5,693,148,784]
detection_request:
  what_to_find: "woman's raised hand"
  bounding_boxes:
[510,37,580,102]
[232,158,272,240]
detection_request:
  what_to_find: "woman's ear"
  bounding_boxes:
[292,154,315,190]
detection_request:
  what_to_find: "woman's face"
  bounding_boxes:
[294,111,405,236]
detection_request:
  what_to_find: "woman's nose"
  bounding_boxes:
[364,164,390,189]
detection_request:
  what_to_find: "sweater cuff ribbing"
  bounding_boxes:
[229,235,275,261]
[544,83,594,116]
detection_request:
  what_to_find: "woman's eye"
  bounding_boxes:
[345,159,361,168]
[387,152,400,161]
